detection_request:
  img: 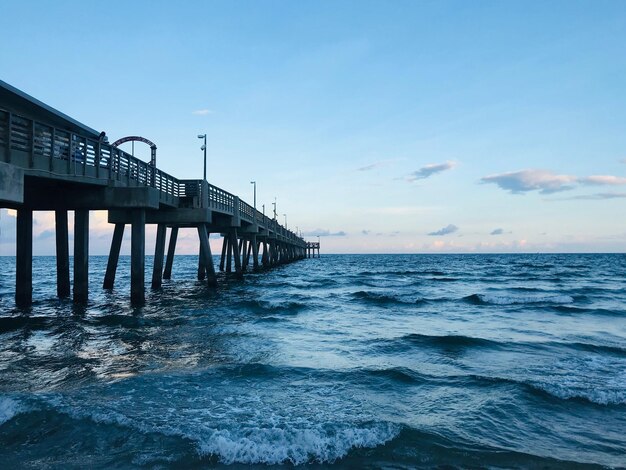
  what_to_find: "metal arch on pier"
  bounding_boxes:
[0,80,309,307]
[112,136,157,167]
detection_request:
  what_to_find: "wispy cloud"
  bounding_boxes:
[192,109,213,116]
[361,230,371,235]
[481,169,576,194]
[552,192,626,201]
[408,161,456,181]
[357,163,381,172]
[579,175,626,186]
[303,228,347,237]
[356,158,401,172]
[36,229,55,240]
[490,228,504,235]
[428,224,458,236]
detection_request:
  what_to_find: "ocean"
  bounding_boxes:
[0,253,624,468]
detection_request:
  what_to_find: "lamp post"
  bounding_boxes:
[272,198,277,220]
[197,134,207,181]
[250,181,256,210]
[283,213,287,229]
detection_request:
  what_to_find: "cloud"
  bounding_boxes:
[192,109,213,115]
[361,230,370,235]
[0,209,16,243]
[408,161,456,181]
[579,175,626,186]
[303,229,347,237]
[36,229,55,240]
[481,169,576,194]
[357,163,381,172]
[553,192,626,201]
[356,159,401,172]
[490,228,504,235]
[428,224,458,236]
[621,158,626,164]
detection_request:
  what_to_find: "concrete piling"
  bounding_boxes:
[152,224,167,289]
[73,209,89,303]
[16,209,33,307]
[163,226,178,280]
[55,210,70,298]
[103,223,124,289]
[130,209,145,305]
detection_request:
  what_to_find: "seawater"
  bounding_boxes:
[0,254,625,468]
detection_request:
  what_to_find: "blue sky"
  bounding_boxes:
[1,0,626,254]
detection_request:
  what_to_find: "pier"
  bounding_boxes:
[0,80,311,307]
[306,241,320,258]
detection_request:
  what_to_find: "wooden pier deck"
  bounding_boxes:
[0,80,312,306]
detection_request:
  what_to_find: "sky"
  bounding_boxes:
[1,0,626,255]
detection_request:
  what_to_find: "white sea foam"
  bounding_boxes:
[478,293,574,305]
[510,355,626,406]
[39,386,401,465]
[196,422,400,465]
[529,362,626,406]
[533,382,626,406]
[0,397,22,425]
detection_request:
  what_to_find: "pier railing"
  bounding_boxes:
[0,107,304,244]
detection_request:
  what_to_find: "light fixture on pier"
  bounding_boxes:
[197,134,207,181]
[250,181,256,210]
[283,213,287,229]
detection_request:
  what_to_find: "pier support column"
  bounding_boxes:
[230,231,243,277]
[197,224,217,287]
[55,210,70,298]
[225,235,233,273]
[262,240,269,266]
[16,209,33,307]
[240,239,247,271]
[163,226,178,280]
[73,209,89,303]
[252,237,259,270]
[151,224,166,289]
[197,244,206,281]
[244,239,252,271]
[130,209,145,305]
[219,235,227,272]
[103,223,124,289]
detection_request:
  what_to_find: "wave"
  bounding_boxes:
[0,397,24,426]
[356,269,447,276]
[470,374,626,407]
[464,293,574,305]
[428,276,461,282]
[357,366,427,385]
[350,291,426,306]
[236,299,309,315]
[375,332,626,358]
[362,426,618,469]
[196,421,400,465]
[551,305,624,317]
[399,332,498,349]
[527,380,626,406]
[32,387,401,466]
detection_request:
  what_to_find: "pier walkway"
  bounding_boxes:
[0,80,309,306]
